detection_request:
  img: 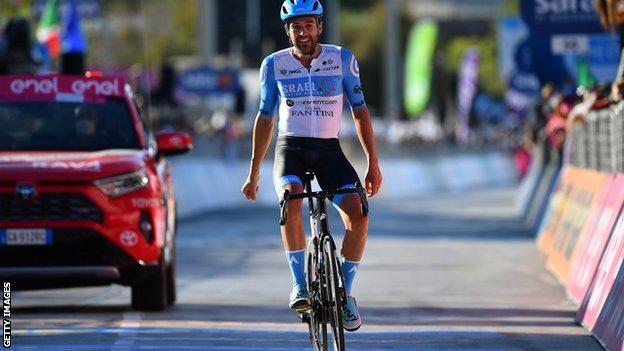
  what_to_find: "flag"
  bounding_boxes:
[36,0,61,58]
[62,0,87,54]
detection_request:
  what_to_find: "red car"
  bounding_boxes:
[0,74,192,311]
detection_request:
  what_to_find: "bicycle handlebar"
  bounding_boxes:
[279,182,369,226]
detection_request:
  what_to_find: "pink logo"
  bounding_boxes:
[6,77,121,96]
[71,79,120,96]
[10,77,58,94]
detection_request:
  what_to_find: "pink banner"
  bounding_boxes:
[577,191,624,333]
[593,267,624,351]
[567,175,624,304]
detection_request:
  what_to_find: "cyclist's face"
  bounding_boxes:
[286,16,322,55]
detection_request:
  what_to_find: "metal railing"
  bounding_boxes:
[569,101,624,173]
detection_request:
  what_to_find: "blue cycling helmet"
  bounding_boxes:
[280,0,324,22]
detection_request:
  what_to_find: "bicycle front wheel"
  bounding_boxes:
[323,236,345,351]
[306,237,327,351]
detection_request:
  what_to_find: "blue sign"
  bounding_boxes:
[521,0,603,34]
[528,32,619,87]
[178,66,240,95]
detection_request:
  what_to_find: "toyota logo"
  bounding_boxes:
[15,184,37,201]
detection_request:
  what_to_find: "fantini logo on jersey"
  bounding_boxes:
[291,107,334,118]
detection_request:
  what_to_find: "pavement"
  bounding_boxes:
[7,187,604,350]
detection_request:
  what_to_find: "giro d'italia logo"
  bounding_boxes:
[350,56,360,78]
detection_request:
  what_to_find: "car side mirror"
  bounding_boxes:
[156,131,193,157]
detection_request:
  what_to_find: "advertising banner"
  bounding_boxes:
[520,0,603,35]
[177,66,240,96]
[455,48,480,144]
[538,166,576,254]
[577,199,624,338]
[547,169,606,282]
[593,266,624,351]
[568,175,624,304]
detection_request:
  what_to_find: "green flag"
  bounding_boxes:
[577,58,597,88]
[404,20,438,118]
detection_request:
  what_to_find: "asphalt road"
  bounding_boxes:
[8,188,604,350]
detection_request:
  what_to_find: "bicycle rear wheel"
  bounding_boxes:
[306,238,327,351]
[323,237,345,351]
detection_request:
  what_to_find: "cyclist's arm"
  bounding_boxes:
[341,47,382,196]
[249,55,278,177]
[248,114,274,180]
[243,55,278,201]
[351,107,378,165]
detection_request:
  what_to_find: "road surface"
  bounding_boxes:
[8,188,603,350]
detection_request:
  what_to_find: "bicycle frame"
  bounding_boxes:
[279,171,368,351]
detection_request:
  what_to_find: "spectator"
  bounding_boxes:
[0,17,40,74]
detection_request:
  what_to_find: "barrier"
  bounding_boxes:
[516,143,545,217]
[537,167,575,254]
[545,168,607,282]
[533,99,624,350]
[172,151,517,219]
[593,266,624,351]
[576,204,624,343]
[567,175,624,304]
[525,150,562,230]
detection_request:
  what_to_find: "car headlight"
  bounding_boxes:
[94,169,149,198]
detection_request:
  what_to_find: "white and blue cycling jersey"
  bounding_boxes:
[259,44,366,139]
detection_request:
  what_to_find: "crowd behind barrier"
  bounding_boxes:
[524,96,624,350]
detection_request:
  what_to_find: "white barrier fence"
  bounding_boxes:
[171,151,517,219]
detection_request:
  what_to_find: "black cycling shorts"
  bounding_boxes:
[273,136,360,204]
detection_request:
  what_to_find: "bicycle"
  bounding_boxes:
[279,171,369,351]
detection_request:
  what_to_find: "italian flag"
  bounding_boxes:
[37,0,61,58]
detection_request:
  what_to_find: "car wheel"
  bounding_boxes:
[131,253,168,311]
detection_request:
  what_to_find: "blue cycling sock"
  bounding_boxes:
[285,249,306,286]
[342,258,360,296]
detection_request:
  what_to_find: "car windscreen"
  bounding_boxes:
[0,100,141,151]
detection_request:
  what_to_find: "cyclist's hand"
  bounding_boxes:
[242,176,259,202]
[365,160,382,197]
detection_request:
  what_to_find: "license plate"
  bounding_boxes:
[0,229,52,246]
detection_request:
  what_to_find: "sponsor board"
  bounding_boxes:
[567,175,624,304]
[593,265,624,351]
[521,0,602,34]
[577,182,624,330]
[547,168,606,282]
[538,166,576,254]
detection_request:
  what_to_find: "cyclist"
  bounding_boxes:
[241,0,382,332]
